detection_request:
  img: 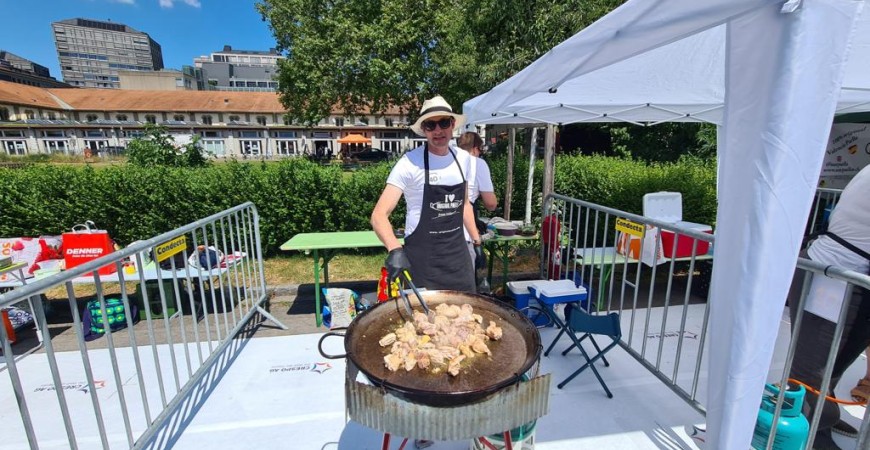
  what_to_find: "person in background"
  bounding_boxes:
[849,350,870,403]
[788,163,870,449]
[457,131,498,267]
[371,95,486,294]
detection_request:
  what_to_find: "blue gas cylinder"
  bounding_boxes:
[751,382,809,450]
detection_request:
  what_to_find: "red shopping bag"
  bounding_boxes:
[63,221,117,276]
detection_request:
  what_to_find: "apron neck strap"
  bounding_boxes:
[423,143,465,184]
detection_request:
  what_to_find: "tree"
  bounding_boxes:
[256,0,623,125]
[126,124,209,168]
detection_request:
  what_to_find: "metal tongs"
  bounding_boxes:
[396,269,430,317]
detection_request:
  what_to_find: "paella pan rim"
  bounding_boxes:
[343,290,542,407]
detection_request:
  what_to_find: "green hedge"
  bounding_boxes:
[0,155,716,255]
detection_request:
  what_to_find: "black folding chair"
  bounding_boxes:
[555,305,622,396]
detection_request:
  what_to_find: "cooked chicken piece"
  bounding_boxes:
[438,346,461,360]
[384,353,403,372]
[413,311,430,329]
[403,353,417,371]
[460,304,474,316]
[472,313,483,324]
[420,322,439,335]
[379,333,397,347]
[471,338,491,356]
[426,348,446,365]
[395,321,417,343]
[486,321,503,341]
[416,351,431,369]
[458,343,475,358]
[433,315,451,329]
[448,355,466,376]
[435,303,461,318]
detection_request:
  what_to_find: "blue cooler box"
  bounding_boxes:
[529,279,589,308]
[507,280,551,327]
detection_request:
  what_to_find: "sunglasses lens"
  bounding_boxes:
[421,117,453,131]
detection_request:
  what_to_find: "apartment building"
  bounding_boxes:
[0,50,70,88]
[52,18,164,89]
[193,46,282,92]
[0,80,421,157]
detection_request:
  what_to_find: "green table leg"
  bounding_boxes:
[500,243,509,293]
[313,249,321,327]
[313,249,337,328]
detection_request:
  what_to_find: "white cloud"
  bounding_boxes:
[158,0,201,7]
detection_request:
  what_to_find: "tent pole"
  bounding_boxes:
[525,128,538,225]
[543,124,556,199]
[504,127,515,220]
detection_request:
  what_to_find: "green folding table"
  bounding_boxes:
[483,234,539,292]
[280,231,401,327]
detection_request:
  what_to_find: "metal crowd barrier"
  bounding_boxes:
[807,187,843,236]
[541,193,870,449]
[0,202,286,449]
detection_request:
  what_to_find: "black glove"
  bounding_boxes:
[474,245,487,272]
[385,247,411,282]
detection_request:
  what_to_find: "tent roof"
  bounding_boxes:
[337,133,371,144]
[463,2,870,127]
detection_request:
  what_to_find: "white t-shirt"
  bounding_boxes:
[469,157,494,203]
[386,143,473,236]
[808,164,870,273]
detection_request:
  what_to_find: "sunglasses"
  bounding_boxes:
[421,117,454,132]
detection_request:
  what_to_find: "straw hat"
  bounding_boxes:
[410,96,466,137]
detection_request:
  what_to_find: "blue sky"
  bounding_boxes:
[0,0,278,80]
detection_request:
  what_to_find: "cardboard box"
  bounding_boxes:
[643,192,712,258]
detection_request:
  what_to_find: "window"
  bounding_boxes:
[43,140,69,154]
[202,139,225,156]
[47,112,57,120]
[202,115,213,125]
[228,115,240,122]
[1,130,24,137]
[43,130,65,138]
[256,116,267,126]
[274,131,296,138]
[201,131,221,138]
[85,130,105,137]
[276,140,297,156]
[2,141,26,155]
[25,110,35,120]
[334,117,344,127]
[173,115,185,122]
[282,116,292,126]
[240,140,261,155]
[0,108,8,121]
[239,131,260,138]
[86,114,98,122]
[116,114,128,121]
[145,115,157,124]
[384,118,394,127]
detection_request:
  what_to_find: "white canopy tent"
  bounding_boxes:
[462,1,866,448]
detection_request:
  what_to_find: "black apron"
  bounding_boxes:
[404,145,476,292]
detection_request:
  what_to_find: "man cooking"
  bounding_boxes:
[371,95,486,293]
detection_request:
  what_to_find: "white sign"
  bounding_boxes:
[820,123,870,188]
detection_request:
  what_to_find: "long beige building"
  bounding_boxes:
[0,80,423,157]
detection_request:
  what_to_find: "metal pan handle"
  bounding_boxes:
[317,327,348,359]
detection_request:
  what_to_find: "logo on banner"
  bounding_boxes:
[269,362,333,375]
[34,380,106,394]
